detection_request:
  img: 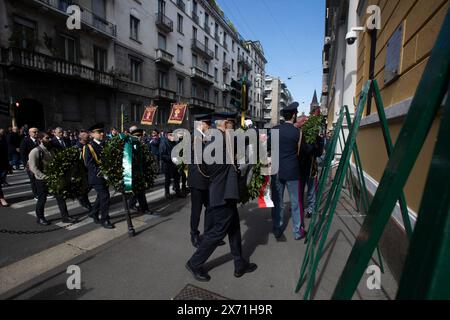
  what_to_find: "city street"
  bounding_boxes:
[0,170,397,300]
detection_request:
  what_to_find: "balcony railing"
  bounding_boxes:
[156,12,173,33]
[190,97,215,109]
[191,39,214,60]
[35,0,116,37]
[205,23,211,35]
[192,11,199,24]
[155,88,176,100]
[176,0,185,12]
[222,62,231,72]
[2,47,115,87]
[238,56,252,71]
[222,83,231,92]
[191,66,214,84]
[155,48,174,66]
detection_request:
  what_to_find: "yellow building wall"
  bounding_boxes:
[356,0,449,213]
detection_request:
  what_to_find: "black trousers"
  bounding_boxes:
[91,184,110,222]
[27,169,38,198]
[78,193,92,211]
[190,188,210,236]
[164,168,180,194]
[189,201,245,270]
[129,191,149,211]
[35,180,68,220]
[181,171,187,191]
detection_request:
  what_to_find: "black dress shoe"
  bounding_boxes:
[37,218,51,226]
[61,216,77,223]
[185,262,211,282]
[102,221,115,229]
[234,263,258,278]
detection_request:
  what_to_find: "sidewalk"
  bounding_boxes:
[2,189,398,300]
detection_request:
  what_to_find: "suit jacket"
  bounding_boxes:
[188,131,209,190]
[205,131,239,208]
[83,141,106,185]
[51,137,68,151]
[20,137,39,165]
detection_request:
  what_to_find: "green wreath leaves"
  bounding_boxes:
[100,136,158,194]
[302,115,325,144]
[44,146,89,200]
[239,162,266,205]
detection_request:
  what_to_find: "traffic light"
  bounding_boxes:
[230,79,242,110]
[230,78,251,115]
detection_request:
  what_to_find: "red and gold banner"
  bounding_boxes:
[141,106,158,126]
[168,103,188,125]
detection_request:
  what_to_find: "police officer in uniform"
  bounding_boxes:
[271,102,306,240]
[188,114,226,249]
[186,113,257,282]
[83,123,114,229]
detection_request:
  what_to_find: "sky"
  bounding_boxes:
[215,0,325,114]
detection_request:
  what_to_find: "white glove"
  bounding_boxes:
[172,157,180,165]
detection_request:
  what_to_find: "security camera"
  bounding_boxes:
[346,27,365,45]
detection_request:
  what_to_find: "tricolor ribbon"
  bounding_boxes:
[119,134,139,194]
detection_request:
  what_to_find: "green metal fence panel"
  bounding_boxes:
[332,10,450,300]
[396,84,450,300]
[372,81,414,239]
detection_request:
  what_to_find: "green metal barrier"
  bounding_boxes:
[332,9,450,300]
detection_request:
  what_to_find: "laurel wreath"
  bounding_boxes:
[100,136,158,194]
[44,146,90,200]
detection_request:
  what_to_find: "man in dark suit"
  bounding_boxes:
[160,130,183,200]
[186,113,257,282]
[271,102,306,240]
[51,127,67,150]
[189,114,215,248]
[83,123,114,229]
[20,127,40,199]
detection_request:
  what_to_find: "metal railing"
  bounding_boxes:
[176,0,185,12]
[35,0,116,37]
[191,39,214,59]
[223,62,231,71]
[155,88,176,100]
[238,55,252,70]
[192,11,199,24]
[156,12,174,32]
[2,47,115,87]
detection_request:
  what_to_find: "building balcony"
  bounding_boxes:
[1,47,115,87]
[238,56,252,71]
[155,49,174,67]
[191,39,214,60]
[155,12,173,33]
[33,0,116,38]
[264,114,272,121]
[191,67,214,85]
[190,97,215,110]
[222,62,231,72]
[176,0,185,12]
[204,24,211,35]
[155,87,176,101]
[192,11,199,24]
[222,83,231,92]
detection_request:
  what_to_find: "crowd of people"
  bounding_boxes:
[0,102,325,282]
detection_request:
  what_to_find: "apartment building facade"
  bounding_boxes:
[0,0,267,131]
[263,75,293,128]
[322,0,450,282]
